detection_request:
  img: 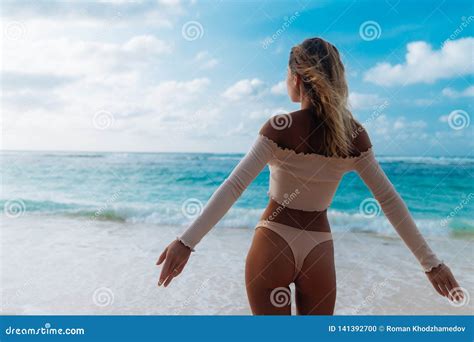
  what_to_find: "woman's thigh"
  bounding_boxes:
[245,227,295,315]
[294,240,336,315]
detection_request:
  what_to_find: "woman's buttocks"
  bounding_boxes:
[259,198,331,232]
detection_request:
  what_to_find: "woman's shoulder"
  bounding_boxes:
[350,119,372,154]
[258,109,311,142]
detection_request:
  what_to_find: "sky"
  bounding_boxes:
[1,0,473,156]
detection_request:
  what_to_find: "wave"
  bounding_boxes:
[207,156,241,161]
[2,198,473,237]
[3,149,473,166]
[65,209,128,222]
[62,154,106,158]
[378,156,474,166]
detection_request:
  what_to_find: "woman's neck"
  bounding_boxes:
[299,92,314,110]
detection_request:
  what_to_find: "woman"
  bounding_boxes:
[156,37,463,315]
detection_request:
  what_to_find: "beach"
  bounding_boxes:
[1,150,473,315]
[1,215,472,315]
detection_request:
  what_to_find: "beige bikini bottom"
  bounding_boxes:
[255,220,333,280]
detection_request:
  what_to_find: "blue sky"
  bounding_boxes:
[1,0,473,156]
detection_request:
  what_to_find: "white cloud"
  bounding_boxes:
[3,34,171,77]
[270,80,286,95]
[1,2,182,28]
[194,51,219,69]
[348,92,385,110]
[393,117,427,130]
[2,75,213,150]
[157,0,182,7]
[122,35,172,55]
[364,38,474,86]
[226,122,247,136]
[442,86,474,98]
[248,107,290,120]
[222,78,265,101]
[412,98,437,107]
[149,78,210,105]
[366,115,427,139]
[365,114,472,155]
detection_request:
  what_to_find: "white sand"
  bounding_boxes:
[1,215,473,315]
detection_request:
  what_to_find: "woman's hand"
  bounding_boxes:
[425,263,464,303]
[156,239,192,287]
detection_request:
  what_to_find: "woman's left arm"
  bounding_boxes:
[353,148,464,301]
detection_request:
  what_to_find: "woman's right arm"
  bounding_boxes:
[178,134,275,250]
[156,132,276,287]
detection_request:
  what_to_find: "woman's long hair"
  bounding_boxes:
[289,37,357,157]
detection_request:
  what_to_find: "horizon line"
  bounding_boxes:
[1,148,473,159]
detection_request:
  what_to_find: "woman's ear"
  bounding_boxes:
[295,74,303,102]
[286,68,301,103]
[293,72,300,88]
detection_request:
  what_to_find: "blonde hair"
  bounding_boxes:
[289,38,357,157]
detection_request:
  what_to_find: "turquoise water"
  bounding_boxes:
[1,151,473,237]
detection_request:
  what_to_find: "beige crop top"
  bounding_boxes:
[178,134,443,272]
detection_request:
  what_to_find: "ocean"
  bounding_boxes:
[1,151,473,238]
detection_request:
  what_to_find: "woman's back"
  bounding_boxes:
[256,109,373,218]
